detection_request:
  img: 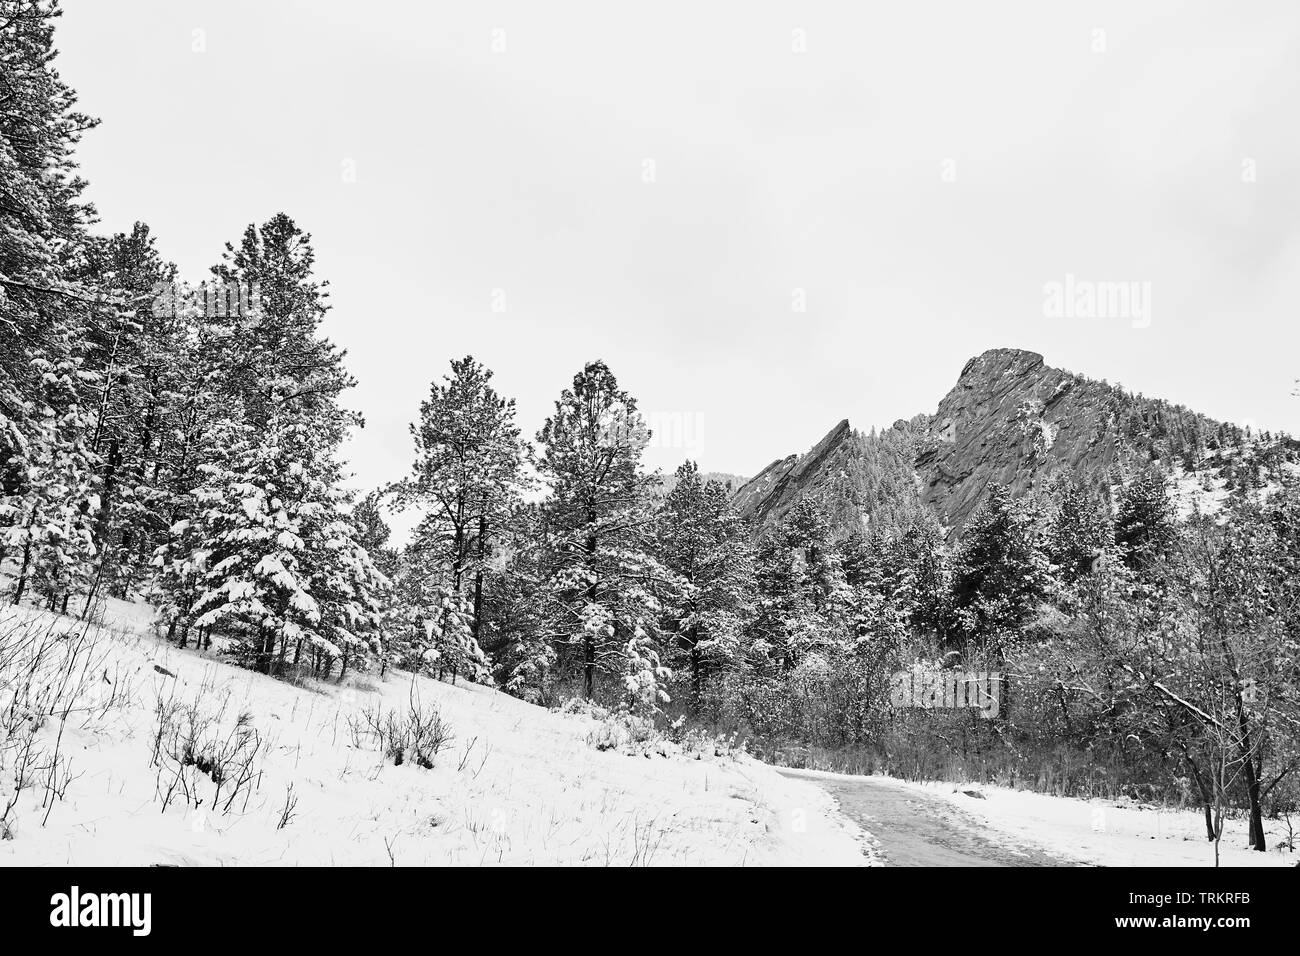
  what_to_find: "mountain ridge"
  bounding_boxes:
[730,348,1292,538]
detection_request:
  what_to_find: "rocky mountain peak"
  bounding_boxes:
[918,348,1119,534]
[731,418,855,526]
[731,348,1261,540]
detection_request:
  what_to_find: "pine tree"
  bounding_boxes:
[655,461,754,710]
[75,223,182,608]
[184,381,374,676]
[1046,476,1113,584]
[888,515,954,642]
[839,531,908,647]
[1,1,103,609]
[146,299,240,641]
[398,356,526,650]
[1115,468,1177,571]
[535,361,674,709]
[952,483,1051,651]
[486,505,556,697]
[782,497,847,618]
[312,495,388,681]
[209,213,352,430]
[747,530,809,671]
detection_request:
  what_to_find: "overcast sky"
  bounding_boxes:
[56,1,1300,506]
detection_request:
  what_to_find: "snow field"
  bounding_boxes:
[0,600,873,867]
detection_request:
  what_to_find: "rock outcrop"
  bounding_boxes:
[731,419,854,526]
[915,348,1123,533]
[732,347,1245,539]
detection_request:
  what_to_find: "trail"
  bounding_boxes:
[780,770,1080,867]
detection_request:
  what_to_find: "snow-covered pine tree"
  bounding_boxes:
[1045,475,1113,584]
[398,356,526,651]
[535,361,675,709]
[209,213,353,431]
[9,360,99,612]
[951,483,1051,652]
[781,496,849,620]
[886,514,954,642]
[312,495,388,681]
[655,461,754,711]
[386,514,493,684]
[145,295,244,641]
[839,531,908,649]
[483,505,556,697]
[745,496,850,673]
[747,529,809,672]
[152,212,391,680]
[423,582,490,684]
[1114,467,1177,572]
[349,490,403,673]
[1,1,104,610]
[184,380,366,675]
[76,223,185,609]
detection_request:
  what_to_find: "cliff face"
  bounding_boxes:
[732,348,1215,538]
[915,348,1123,533]
[731,419,854,527]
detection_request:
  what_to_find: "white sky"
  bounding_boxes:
[56,1,1300,503]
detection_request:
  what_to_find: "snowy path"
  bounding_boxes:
[780,769,1079,867]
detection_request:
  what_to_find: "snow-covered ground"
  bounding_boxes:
[796,770,1294,867]
[0,601,873,867]
[1166,454,1300,522]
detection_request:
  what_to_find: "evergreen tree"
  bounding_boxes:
[952,483,1051,650]
[782,497,847,617]
[882,514,954,642]
[746,499,847,673]
[75,223,182,607]
[1045,476,1113,584]
[655,461,754,710]
[210,212,353,430]
[535,361,674,709]
[485,505,556,697]
[1115,468,1177,571]
[1,0,103,608]
[398,356,526,648]
[184,381,377,677]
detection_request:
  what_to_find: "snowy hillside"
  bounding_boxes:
[0,600,872,867]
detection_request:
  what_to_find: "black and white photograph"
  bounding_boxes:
[0,0,1297,933]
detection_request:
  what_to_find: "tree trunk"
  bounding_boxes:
[86,437,121,608]
[690,641,702,715]
[11,514,34,605]
[584,524,598,699]
[472,515,487,644]
[259,627,274,674]
[1234,696,1267,851]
